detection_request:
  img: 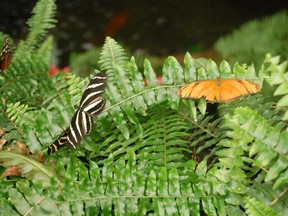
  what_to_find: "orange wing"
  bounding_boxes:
[177,79,260,103]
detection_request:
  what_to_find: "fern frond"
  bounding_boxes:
[0,54,50,106]
[93,103,192,172]
[3,102,31,141]
[2,2,287,212]
[96,124,138,162]
[219,95,285,130]
[136,105,191,172]
[3,102,55,152]
[10,151,228,215]
[259,54,288,86]
[215,11,288,69]
[0,2,57,107]
[38,36,54,63]
[0,180,60,215]
[0,1,57,106]
[24,0,57,53]
[217,107,288,190]
[66,73,88,106]
[99,37,129,73]
[99,37,142,139]
[244,197,278,216]
[2,73,80,153]
[183,113,224,161]
[260,54,288,120]
[98,38,148,138]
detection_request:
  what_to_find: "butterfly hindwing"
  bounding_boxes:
[47,130,68,155]
[81,111,94,135]
[47,109,94,154]
[0,37,12,73]
[65,98,106,150]
[66,109,85,149]
[82,97,106,116]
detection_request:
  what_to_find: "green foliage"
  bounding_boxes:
[98,37,184,139]
[214,107,287,208]
[260,54,288,120]
[0,1,288,215]
[69,48,101,77]
[0,150,63,188]
[22,0,57,53]
[0,0,57,106]
[215,11,288,69]
[244,197,279,216]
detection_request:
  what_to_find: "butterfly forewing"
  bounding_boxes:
[219,79,260,102]
[239,80,260,93]
[80,74,107,106]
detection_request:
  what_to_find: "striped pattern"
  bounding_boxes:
[0,37,12,73]
[48,74,107,155]
[66,98,106,150]
[47,131,68,155]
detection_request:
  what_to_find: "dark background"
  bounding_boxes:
[0,0,287,66]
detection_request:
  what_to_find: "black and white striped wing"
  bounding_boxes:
[66,109,94,150]
[65,97,106,150]
[79,74,107,112]
[82,97,106,116]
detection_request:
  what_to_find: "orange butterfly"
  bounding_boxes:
[0,37,12,73]
[177,78,261,103]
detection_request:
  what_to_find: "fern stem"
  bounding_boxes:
[55,194,218,204]
[163,118,167,169]
[178,111,218,139]
[103,85,181,113]
[270,187,288,205]
[0,107,25,139]
[24,194,48,216]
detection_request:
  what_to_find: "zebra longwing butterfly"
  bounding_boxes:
[0,37,12,72]
[48,74,107,154]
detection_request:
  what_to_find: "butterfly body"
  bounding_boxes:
[0,37,12,72]
[177,78,260,103]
